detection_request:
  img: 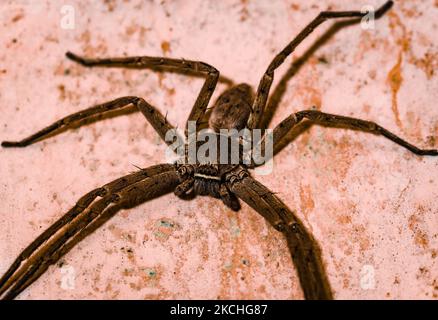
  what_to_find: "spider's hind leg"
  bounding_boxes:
[250,108,437,168]
[295,110,438,156]
[226,174,333,300]
[280,110,436,156]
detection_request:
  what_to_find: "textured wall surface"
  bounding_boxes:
[0,0,437,299]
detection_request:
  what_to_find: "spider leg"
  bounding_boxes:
[226,172,333,300]
[0,163,178,300]
[0,164,170,292]
[297,110,438,155]
[4,168,179,300]
[219,184,241,212]
[66,52,220,137]
[1,196,117,300]
[251,109,437,167]
[228,175,284,228]
[2,97,182,149]
[247,1,394,129]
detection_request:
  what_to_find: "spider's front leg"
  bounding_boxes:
[65,52,220,137]
[247,1,394,130]
[0,164,179,300]
[226,169,333,300]
[2,50,222,148]
[1,96,182,149]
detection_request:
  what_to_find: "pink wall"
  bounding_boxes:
[0,0,437,299]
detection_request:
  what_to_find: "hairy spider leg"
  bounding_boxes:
[1,97,182,149]
[0,164,178,300]
[247,1,394,130]
[250,110,437,167]
[0,164,172,292]
[65,52,220,139]
[226,170,333,300]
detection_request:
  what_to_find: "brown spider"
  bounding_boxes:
[0,1,436,300]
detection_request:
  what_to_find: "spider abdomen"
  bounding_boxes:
[209,83,253,132]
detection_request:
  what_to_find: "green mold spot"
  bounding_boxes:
[158,220,175,228]
[229,217,241,237]
[231,227,241,236]
[142,268,157,278]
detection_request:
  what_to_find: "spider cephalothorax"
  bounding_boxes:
[173,83,255,210]
[1,1,436,300]
[172,83,256,211]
